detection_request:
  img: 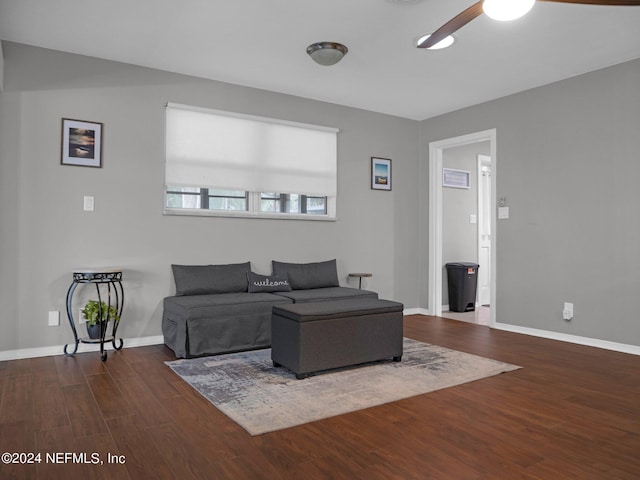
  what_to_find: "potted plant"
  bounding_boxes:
[81,300,120,340]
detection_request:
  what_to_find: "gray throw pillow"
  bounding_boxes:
[171,262,251,296]
[247,272,292,293]
[271,259,339,290]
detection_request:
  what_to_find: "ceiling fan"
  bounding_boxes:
[417,0,640,49]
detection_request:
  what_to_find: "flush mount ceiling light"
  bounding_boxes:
[306,42,348,66]
[416,33,455,50]
[482,0,535,21]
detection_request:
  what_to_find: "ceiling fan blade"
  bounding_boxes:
[539,0,640,4]
[417,1,484,49]
[417,0,639,50]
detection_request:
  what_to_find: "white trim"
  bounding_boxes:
[7,324,635,362]
[163,207,337,222]
[0,335,165,362]
[477,154,492,307]
[428,129,497,324]
[403,307,431,316]
[0,40,4,93]
[493,323,640,356]
[401,311,640,355]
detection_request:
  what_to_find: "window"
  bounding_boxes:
[260,194,327,215]
[164,103,338,220]
[166,187,248,211]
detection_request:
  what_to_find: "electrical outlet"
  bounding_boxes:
[48,310,60,327]
[563,302,574,321]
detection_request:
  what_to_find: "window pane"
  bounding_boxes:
[207,188,248,211]
[260,193,281,212]
[208,197,247,211]
[166,185,201,209]
[286,194,300,214]
[166,186,248,211]
[259,193,327,215]
[306,196,327,215]
[167,186,200,193]
[209,188,246,197]
[168,194,201,209]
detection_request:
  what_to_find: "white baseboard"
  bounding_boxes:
[493,322,640,356]
[0,335,165,362]
[4,322,636,361]
[401,311,639,356]
[404,308,431,316]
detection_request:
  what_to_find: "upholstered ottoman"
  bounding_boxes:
[271,298,404,379]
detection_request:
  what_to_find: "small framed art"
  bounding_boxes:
[61,118,103,168]
[443,168,470,189]
[371,157,391,191]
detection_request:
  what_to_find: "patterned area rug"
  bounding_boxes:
[166,338,520,436]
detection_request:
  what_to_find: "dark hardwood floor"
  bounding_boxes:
[1,315,639,479]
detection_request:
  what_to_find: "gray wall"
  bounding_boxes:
[442,141,490,305]
[0,43,421,352]
[420,57,640,346]
[2,41,638,353]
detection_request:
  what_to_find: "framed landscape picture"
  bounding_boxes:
[61,118,103,168]
[371,157,391,191]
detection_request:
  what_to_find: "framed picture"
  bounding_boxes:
[371,157,392,191]
[61,118,103,168]
[443,168,470,189]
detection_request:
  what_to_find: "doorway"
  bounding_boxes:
[428,129,496,326]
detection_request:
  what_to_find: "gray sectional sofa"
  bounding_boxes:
[162,259,377,358]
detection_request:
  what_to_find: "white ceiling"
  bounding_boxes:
[1,0,639,120]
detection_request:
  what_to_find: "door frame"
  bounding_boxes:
[477,154,492,307]
[428,129,497,324]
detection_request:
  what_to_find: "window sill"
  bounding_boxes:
[163,208,337,222]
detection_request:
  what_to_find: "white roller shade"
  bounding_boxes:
[166,103,338,196]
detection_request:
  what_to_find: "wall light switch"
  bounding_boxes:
[498,206,509,219]
[469,214,477,224]
[48,310,60,326]
[83,196,95,211]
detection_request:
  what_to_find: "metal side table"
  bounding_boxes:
[64,268,124,361]
[348,272,372,289]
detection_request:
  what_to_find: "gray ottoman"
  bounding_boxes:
[271,298,404,379]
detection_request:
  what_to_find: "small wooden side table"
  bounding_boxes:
[348,273,372,289]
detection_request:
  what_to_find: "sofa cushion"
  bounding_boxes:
[171,262,251,296]
[273,286,377,303]
[272,259,339,290]
[247,272,292,293]
[164,292,292,318]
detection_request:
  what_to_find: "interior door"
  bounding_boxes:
[477,155,492,306]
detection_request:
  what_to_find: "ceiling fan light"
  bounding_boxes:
[482,0,535,21]
[417,34,455,50]
[306,42,348,66]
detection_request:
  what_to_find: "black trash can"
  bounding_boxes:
[445,262,479,312]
